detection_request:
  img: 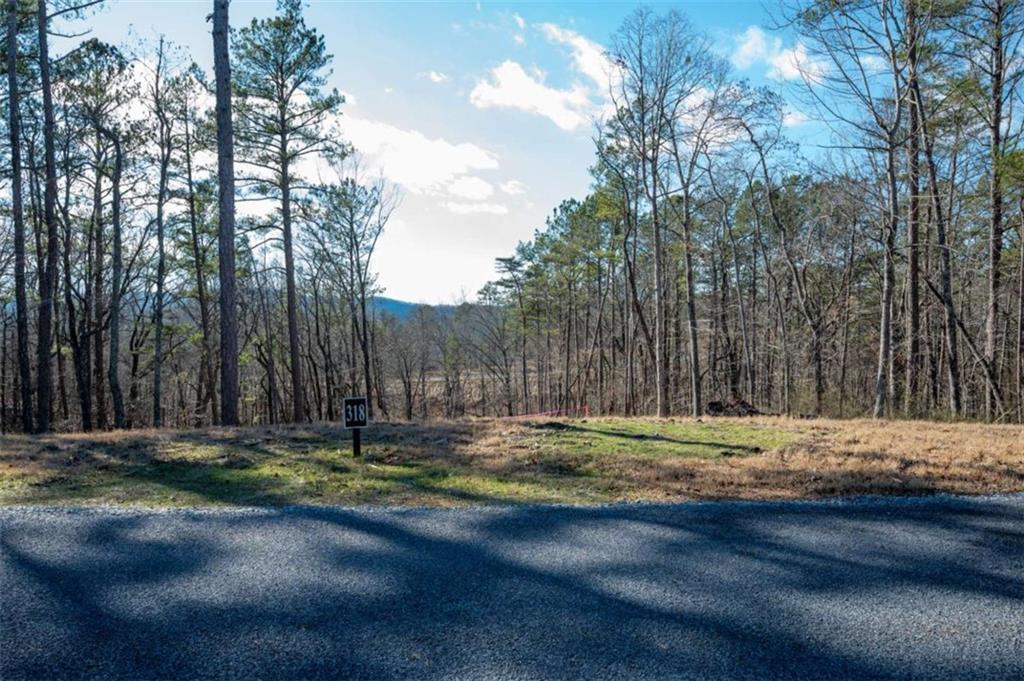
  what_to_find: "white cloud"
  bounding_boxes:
[420,70,450,83]
[539,23,614,89]
[500,179,526,195]
[783,109,808,127]
[513,33,525,45]
[442,201,509,215]
[512,13,525,30]
[340,116,499,195]
[448,176,495,200]
[732,26,774,70]
[861,54,888,73]
[768,43,826,83]
[470,23,616,132]
[732,26,826,84]
[470,60,592,131]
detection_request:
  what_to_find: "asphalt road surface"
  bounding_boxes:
[2,495,1022,680]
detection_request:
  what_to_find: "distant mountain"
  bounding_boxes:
[371,296,458,320]
[0,293,456,322]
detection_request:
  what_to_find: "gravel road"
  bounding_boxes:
[2,495,1022,680]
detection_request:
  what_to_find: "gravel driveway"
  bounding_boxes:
[2,495,1022,679]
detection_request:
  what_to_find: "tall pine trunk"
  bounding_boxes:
[35,0,59,431]
[91,135,107,430]
[101,128,125,429]
[984,0,1006,421]
[6,0,33,432]
[213,0,239,425]
[279,136,304,422]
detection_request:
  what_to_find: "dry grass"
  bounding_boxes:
[630,417,1024,500]
[0,417,1020,507]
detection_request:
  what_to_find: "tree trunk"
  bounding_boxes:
[652,181,669,418]
[35,0,59,432]
[102,129,126,429]
[213,0,239,425]
[873,144,899,419]
[152,41,171,428]
[61,166,92,431]
[183,104,218,425]
[726,219,753,404]
[1016,200,1023,422]
[256,272,279,424]
[91,133,107,430]
[905,1,921,416]
[6,0,33,432]
[682,208,701,417]
[985,0,1006,421]
[279,135,304,422]
[912,78,963,416]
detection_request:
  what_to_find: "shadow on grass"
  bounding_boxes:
[528,421,766,454]
[43,421,594,507]
[1,422,515,507]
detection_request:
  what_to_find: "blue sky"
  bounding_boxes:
[68,1,820,303]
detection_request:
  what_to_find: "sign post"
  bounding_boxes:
[343,396,369,457]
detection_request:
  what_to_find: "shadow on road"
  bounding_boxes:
[2,496,1023,679]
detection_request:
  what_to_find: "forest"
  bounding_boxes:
[2,0,1023,434]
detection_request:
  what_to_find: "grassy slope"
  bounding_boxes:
[0,417,1021,507]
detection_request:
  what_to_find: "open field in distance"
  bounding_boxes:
[1,417,1021,507]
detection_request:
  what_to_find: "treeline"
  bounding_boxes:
[1,0,392,431]
[1,1,1023,434]
[476,3,1024,422]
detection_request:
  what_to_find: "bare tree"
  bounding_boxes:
[608,8,712,416]
[949,0,1024,419]
[145,37,174,427]
[304,160,397,418]
[787,0,908,418]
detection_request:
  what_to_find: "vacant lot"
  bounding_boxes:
[0,417,1021,506]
